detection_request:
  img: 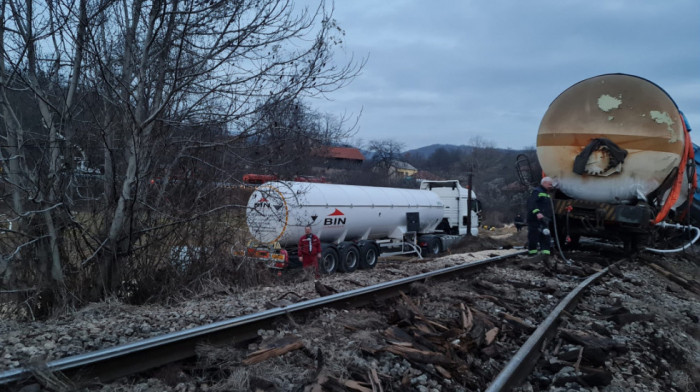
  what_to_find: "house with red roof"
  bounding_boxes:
[318,146,365,164]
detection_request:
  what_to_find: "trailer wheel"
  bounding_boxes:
[359,243,379,269]
[320,247,338,274]
[338,244,360,273]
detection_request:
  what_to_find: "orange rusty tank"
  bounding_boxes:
[537,74,691,217]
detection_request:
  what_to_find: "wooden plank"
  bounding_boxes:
[648,263,700,294]
[606,312,654,326]
[384,344,452,366]
[435,365,452,379]
[559,329,626,352]
[484,327,499,345]
[399,292,435,333]
[243,340,304,365]
[415,316,449,331]
[368,368,383,392]
[502,313,536,332]
[460,303,473,331]
[343,379,372,392]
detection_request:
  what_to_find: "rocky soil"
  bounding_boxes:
[1,226,698,392]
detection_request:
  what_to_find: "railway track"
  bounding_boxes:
[1,251,525,388]
[486,264,614,391]
[1,244,697,391]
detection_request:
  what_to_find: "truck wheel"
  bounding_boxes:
[320,247,338,274]
[359,243,379,269]
[338,244,360,273]
[424,237,441,257]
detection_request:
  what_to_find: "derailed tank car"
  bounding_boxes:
[537,73,698,250]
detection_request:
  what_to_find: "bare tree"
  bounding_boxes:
[242,97,355,178]
[368,139,405,169]
[461,136,496,173]
[0,0,362,311]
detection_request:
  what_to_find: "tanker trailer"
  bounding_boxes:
[240,180,480,274]
[536,73,697,250]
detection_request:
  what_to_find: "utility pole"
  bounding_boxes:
[466,171,473,237]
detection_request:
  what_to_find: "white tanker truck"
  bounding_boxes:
[239,180,481,274]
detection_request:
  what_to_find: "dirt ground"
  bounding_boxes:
[451,224,528,253]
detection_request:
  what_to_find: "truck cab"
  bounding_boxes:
[420,180,481,237]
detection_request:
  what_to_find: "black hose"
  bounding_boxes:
[549,196,574,265]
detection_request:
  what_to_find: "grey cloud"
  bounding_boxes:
[311,0,700,150]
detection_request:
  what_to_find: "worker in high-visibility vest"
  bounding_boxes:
[526,177,554,257]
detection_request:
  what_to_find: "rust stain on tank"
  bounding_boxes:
[536,133,680,153]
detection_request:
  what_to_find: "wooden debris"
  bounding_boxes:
[471,308,498,329]
[250,376,275,391]
[389,304,415,325]
[383,326,417,345]
[558,346,606,366]
[574,346,584,372]
[435,365,452,379]
[608,264,624,278]
[400,373,411,388]
[360,346,379,355]
[560,263,590,277]
[305,368,381,392]
[384,344,453,366]
[506,279,541,289]
[473,293,518,313]
[376,287,523,386]
[277,291,304,301]
[590,322,612,337]
[473,280,504,294]
[460,303,473,331]
[502,313,536,333]
[552,338,563,356]
[315,281,338,297]
[264,299,295,309]
[606,312,654,326]
[415,316,449,331]
[553,366,613,387]
[305,372,331,392]
[599,305,629,316]
[382,325,441,354]
[368,368,383,392]
[345,279,367,287]
[481,344,500,358]
[559,329,627,353]
[484,327,499,345]
[415,322,434,335]
[648,263,700,294]
[243,335,304,365]
[399,292,432,331]
[342,379,372,392]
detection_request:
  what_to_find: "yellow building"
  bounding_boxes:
[389,160,417,178]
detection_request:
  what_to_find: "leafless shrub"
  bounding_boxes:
[0,0,362,317]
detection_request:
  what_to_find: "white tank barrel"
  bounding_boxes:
[246,181,445,246]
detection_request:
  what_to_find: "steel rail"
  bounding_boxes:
[0,250,526,386]
[485,261,619,392]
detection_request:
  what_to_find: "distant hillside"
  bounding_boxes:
[403,144,473,159]
[403,143,530,159]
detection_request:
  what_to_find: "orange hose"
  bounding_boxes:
[652,119,694,224]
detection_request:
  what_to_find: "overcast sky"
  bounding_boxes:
[307,0,700,151]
